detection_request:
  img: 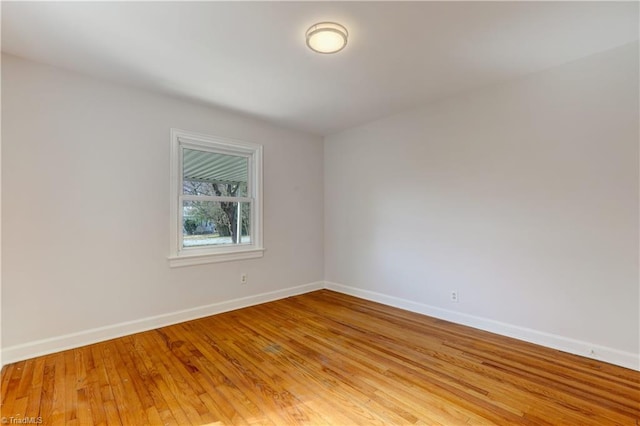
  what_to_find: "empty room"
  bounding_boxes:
[1,1,639,425]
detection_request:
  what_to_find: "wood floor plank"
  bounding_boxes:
[259,298,535,423]
[48,354,67,425]
[122,336,180,425]
[2,290,639,425]
[25,357,46,417]
[100,344,147,426]
[212,317,393,425]
[35,357,56,425]
[63,351,76,424]
[1,362,21,416]
[131,333,192,426]
[193,324,326,425]
[241,306,475,424]
[16,359,35,400]
[202,309,398,424]
[168,325,269,425]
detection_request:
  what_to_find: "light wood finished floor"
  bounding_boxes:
[1,290,639,425]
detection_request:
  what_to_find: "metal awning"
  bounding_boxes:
[183,148,248,184]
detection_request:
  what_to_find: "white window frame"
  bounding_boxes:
[168,128,264,267]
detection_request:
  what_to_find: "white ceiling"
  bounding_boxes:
[2,2,638,136]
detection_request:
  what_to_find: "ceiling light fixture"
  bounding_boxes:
[305,22,348,54]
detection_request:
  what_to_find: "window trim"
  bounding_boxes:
[168,128,264,267]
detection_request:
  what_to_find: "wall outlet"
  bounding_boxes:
[450,291,459,303]
[240,273,248,285]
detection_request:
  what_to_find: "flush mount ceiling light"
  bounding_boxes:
[305,22,348,54]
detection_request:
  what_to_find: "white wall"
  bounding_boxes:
[1,54,324,360]
[3,43,639,370]
[325,43,639,369]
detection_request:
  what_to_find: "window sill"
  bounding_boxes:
[168,247,265,267]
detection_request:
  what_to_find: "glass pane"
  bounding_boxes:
[183,148,248,197]
[183,201,251,248]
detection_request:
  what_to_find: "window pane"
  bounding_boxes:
[183,148,248,197]
[183,200,251,248]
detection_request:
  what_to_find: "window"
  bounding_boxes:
[169,129,263,267]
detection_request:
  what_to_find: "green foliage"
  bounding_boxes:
[183,219,198,235]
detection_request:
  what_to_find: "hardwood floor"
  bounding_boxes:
[1,290,639,425]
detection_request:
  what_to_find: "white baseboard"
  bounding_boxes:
[4,280,638,372]
[324,281,639,372]
[1,281,324,366]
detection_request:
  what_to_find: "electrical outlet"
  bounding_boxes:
[240,273,248,285]
[450,291,459,303]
